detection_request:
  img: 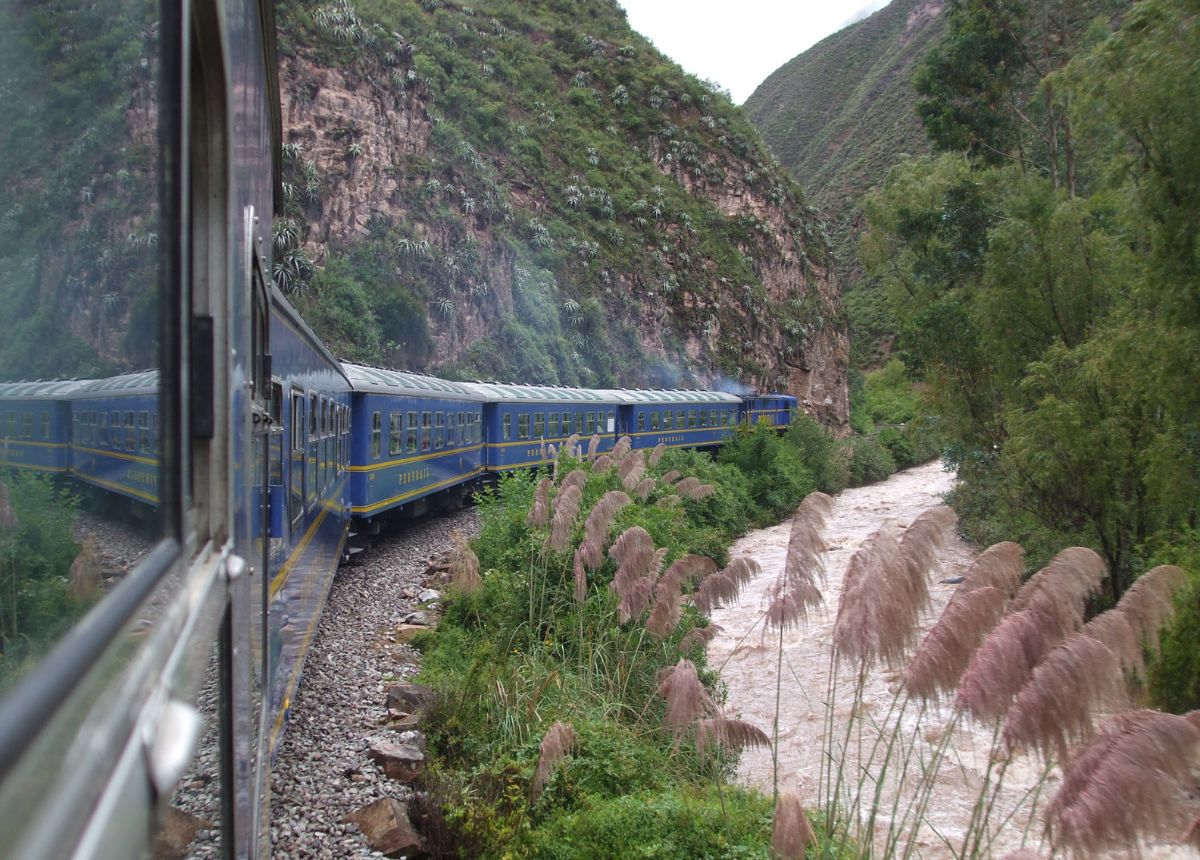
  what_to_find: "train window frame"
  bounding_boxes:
[434,411,445,449]
[518,414,530,441]
[20,413,33,440]
[637,413,646,432]
[561,412,571,436]
[39,411,50,441]
[125,411,137,451]
[584,413,595,435]
[421,411,432,452]
[389,413,403,456]
[502,413,511,442]
[549,413,560,437]
[310,393,318,440]
[533,412,544,438]
[371,411,382,460]
[406,411,418,453]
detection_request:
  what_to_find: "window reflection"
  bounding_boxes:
[0,0,163,693]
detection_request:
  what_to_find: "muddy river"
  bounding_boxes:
[707,460,1193,859]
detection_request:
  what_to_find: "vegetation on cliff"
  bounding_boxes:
[274,0,846,414]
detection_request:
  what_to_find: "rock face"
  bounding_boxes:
[275,1,850,430]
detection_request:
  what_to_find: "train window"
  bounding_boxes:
[548,413,559,437]
[710,409,718,427]
[434,412,445,449]
[637,413,646,432]
[407,411,418,453]
[518,414,530,440]
[662,411,672,430]
[533,412,544,438]
[676,410,685,429]
[20,413,33,440]
[584,413,595,435]
[502,413,512,441]
[371,412,382,460]
[125,412,137,451]
[576,411,585,435]
[310,394,319,439]
[687,410,696,429]
[421,412,432,451]
[649,411,658,431]
[110,411,120,447]
[139,412,151,453]
[561,412,572,436]
[98,412,107,446]
[389,414,403,456]
[38,411,49,441]
[607,411,614,433]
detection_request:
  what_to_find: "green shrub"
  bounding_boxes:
[1146,531,1200,713]
[845,436,897,486]
[784,415,849,494]
[717,425,815,524]
[527,786,773,860]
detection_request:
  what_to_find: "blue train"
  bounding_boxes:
[0,365,796,531]
[0,0,800,850]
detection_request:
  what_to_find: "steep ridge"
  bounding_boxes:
[744,0,945,281]
[275,0,849,427]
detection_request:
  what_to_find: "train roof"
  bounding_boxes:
[0,378,92,399]
[608,388,742,405]
[342,363,486,401]
[71,370,160,397]
[460,381,620,405]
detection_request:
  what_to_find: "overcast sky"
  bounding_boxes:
[616,1,893,104]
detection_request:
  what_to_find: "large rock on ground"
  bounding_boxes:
[368,741,426,783]
[385,683,432,716]
[345,797,422,857]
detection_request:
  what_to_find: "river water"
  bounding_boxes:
[707,460,1193,859]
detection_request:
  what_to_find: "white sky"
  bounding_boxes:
[617,0,893,104]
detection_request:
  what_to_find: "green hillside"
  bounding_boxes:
[744,0,945,274]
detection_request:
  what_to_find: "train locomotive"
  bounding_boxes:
[0,0,797,855]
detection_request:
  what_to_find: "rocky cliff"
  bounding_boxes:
[276,0,849,427]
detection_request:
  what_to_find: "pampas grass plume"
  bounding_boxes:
[1045,709,1200,854]
[904,585,1008,702]
[657,659,715,739]
[68,537,101,602]
[527,478,552,528]
[771,791,814,860]
[956,604,1071,723]
[679,624,722,652]
[531,721,576,800]
[1116,564,1187,654]
[693,557,760,616]
[694,717,770,758]
[660,470,681,486]
[548,484,583,553]
[954,541,1024,598]
[585,433,600,460]
[1002,633,1124,760]
[648,443,666,466]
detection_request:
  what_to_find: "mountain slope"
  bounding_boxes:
[744,0,945,275]
[274,0,849,426]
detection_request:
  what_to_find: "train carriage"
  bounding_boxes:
[68,371,161,506]
[463,382,624,473]
[0,379,87,474]
[615,388,743,451]
[741,393,799,429]
[344,363,485,524]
